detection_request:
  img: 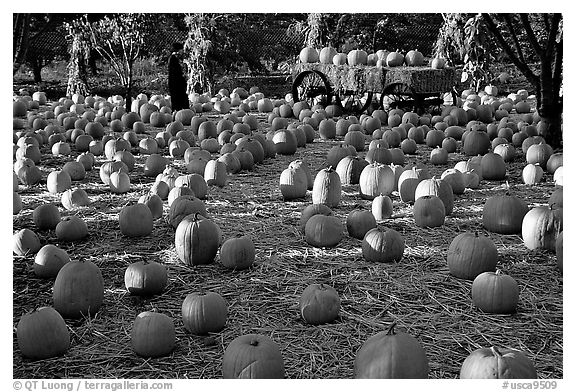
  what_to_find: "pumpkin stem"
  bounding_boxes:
[249,339,260,347]
[386,322,397,336]
[490,346,503,358]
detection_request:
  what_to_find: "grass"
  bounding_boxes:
[12,68,562,380]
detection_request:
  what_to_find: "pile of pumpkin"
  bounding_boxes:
[299,46,447,69]
[12,77,561,378]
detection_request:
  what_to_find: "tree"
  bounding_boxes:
[13,14,31,75]
[481,13,563,149]
[83,13,150,111]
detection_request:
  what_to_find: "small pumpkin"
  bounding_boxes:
[414,177,454,215]
[222,334,285,379]
[354,323,429,378]
[181,291,228,334]
[372,194,393,221]
[220,235,255,270]
[299,204,333,233]
[312,166,342,208]
[131,311,175,358]
[279,166,308,200]
[359,163,395,199]
[61,188,91,210]
[55,215,88,242]
[119,203,154,237]
[32,203,61,230]
[17,307,70,360]
[460,346,537,379]
[299,283,340,325]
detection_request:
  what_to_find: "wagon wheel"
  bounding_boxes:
[335,90,374,116]
[292,70,334,108]
[380,83,418,113]
[424,87,460,115]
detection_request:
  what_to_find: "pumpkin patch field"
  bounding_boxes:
[12,87,562,379]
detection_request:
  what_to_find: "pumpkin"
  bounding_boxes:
[525,142,552,166]
[143,154,167,177]
[548,188,562,209]
[299,47,319,63]
[53,259,104,318]
[46,170,72,194]
[546,152,562,174]
[32,203,61,230]
[118,203,153,237]
[138,193,163,219]
[124,260,167,296]
[480,152,507,181]
[362,227,404,263]
[440,168,466,195]
[522,206,563,251]
[99,160,128,185]
[372,194,393,221]
[288,159,313,190]
[413,195,445,228]
[386,51,405,67]
[272,129,298,155]
[204,159,228,187]
[312,166,341,208]
[471,270,519,314]
[222,334,285,378]
[220,235,255,270]
[305,214,343,248]
[347,49,368,66]
[131,312,175,358]
[299,283,340,325]
[279,166,307,201]
[354,323,429,378]
[168,195,208,228]
[463,130,491,156]
[359,163,395,199]
[181,291,228,334]
[414,177,454,215]
[299,204,333,233]
[447,232,498,280]
[13,228,42,256]
[33,244,70,278]
[482,192,529,234]
[346,209,377,240]
[553,166,563,186]
[460,346,537,379]
[55,215,88,242]
[522,163,544,185]
[175,213,221,266]
[17,307,70,360]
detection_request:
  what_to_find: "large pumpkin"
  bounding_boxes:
[32,203,61,230]
[53,259,104,318]
[346,209,377,240]
[354,323,429,378]
[481,152,507,181]
[13,228,41,256]
[460,346,537,379]
[312,166,341,208]
[359,163,395,199]
[305,214,343,248]
[118,203,153,237]
[220,235,255,270]
[362,227,404,263]
[279,166,308,200]
[33,244,70,278]
[521,206,563,251]
[182,291,228,334]
[222,334,285,378]
[336,155,369,186]
[447,232,498,280]
[299,204,333,233]
[482,191,529,234]
[17,307,70,360]
[414,177,454,215]
[124,260,168,296]
[175,213,221,265]
[413,195,445,228]
[471,270,519,314]
[299,283,340,325]
[131,311,175,358]
[55,215,89,242]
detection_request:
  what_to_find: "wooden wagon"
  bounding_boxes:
[291,63,459,115]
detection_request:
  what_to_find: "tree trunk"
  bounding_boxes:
[66,34,90,98]
[13,13,31,75]
[32,57,43,83]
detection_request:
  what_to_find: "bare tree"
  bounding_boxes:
[84,13,148,111]
[482,13,563,149]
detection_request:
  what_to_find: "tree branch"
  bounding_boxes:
[520,14,543,57]
[481,13,539,87]
[502,14,526,64]
[544,14,561,61]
